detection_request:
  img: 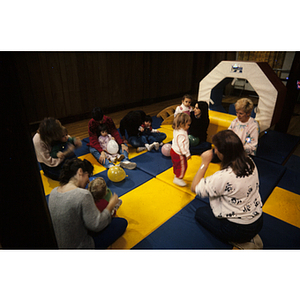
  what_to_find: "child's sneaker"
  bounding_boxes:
[120,160,137,170]
[117,154,125,161]
[153,142,159,151]
[110,157,116,163]
[145,143,154,151]
[137,147,146,153]
[173,177,187,187]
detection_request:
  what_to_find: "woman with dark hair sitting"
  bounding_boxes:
[48,158,128,249]
[32,117,82,181]
[191,130,263,249]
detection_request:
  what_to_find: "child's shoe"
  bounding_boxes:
[173,177,187,187]
[153,142,159,151]
[117,154,125,161]
[110,157,116,163]
[120,160,137,170]
[137,146,146,153]
[145,143,154,151]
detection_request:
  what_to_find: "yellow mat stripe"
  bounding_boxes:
[263,186,300,229]
[110,177,195,249]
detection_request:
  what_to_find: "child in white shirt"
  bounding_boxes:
[174,94,193,117]
[170,113,191,187]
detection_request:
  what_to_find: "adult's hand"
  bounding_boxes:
[121,143,128,152]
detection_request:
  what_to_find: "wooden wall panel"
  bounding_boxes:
[10,51,235,125]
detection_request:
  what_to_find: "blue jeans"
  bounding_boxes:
[92,217,128,249]
[195,205,263,243]
[89,145,129,168]
[129,132,167,148]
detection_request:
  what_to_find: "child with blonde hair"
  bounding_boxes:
[174,94,193,117]
[170,113,191,186]
[88,177,122,216]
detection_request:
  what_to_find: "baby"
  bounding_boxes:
[138,114,160,151]
[88,177,122,216]
[50,126,81,159]
[98,124,125,163]
[174,94,193,118]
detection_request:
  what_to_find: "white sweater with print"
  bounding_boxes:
[195,163,262,225]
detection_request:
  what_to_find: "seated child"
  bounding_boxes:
[50,126,82,159]
[98,124,125,163]
[138,115,161,151]
[174,94,193,118]
[88,177,122,216]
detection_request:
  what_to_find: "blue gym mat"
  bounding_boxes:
[89,168,154,198]
[259,213,300,249]
[132,146,173,177]
[284,154,300,173]
[277,169,300,195]
[133,196,300,250]
[132,198,232,249]
[253,157,287,203]
[74,137,90,157]
[256,130,300,164]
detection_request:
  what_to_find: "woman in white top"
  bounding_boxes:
[191,130,263,249]
[228,98,259,156]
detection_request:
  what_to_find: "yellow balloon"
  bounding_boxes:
[107,166,126,182]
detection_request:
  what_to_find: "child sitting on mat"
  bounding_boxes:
[50,126,81,159]
[138,114,161,151]
[170,113,191,187]
[174,94,193,118]
[98,124,125,163]
[88,177,122,216]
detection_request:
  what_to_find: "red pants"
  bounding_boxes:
[170,148,187,179]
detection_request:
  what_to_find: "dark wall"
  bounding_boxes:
[10,51,236,124]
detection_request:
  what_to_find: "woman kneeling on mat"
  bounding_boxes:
[33,117,82,181]
[48,158,128,249]
[191,130,263,249]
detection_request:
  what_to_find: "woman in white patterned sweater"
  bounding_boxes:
[191,130,263,249]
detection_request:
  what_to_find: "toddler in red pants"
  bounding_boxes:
[170,113,191,186]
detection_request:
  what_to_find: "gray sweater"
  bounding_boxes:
[49,187,111,248]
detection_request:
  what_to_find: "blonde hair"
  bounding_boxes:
[172,113,191,130]
[88,177,107,200]
[234,98,254,115]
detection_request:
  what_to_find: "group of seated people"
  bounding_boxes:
[32,95,262,250]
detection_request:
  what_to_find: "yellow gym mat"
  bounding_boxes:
[263,186,300,229]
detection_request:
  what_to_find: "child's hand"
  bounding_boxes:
[111,137,115,140]
[140,127,144,132]
[106,193,120,213]
[57,151,65,159]
[74,137,82,147]
[67,144,75,153]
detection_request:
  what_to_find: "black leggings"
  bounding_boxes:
[195,205,263,244]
